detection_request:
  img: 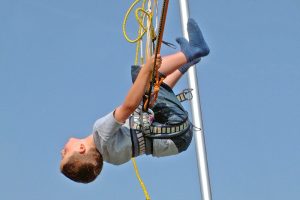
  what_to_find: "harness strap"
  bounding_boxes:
[130,117,145,156]
[131,114,190,157]
[130,106,154,157]
[131,119,191,156]
[131,125,153,157]
[132,119,190,139]
[131,87,193,156]
[176,89,193,102]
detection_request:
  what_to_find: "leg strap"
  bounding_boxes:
[130,126,153,157]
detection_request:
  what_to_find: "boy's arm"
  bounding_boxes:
[114,55,162,123]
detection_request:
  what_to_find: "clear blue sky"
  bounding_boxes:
[1,0,299,200]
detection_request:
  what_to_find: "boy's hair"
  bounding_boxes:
[61,147,103,183]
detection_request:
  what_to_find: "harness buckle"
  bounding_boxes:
[183,88,193,100]
[176,88,193,102]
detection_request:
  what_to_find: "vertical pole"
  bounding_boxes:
[178,1,213,200]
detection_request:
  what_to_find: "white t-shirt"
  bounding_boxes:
[93,111,179,165]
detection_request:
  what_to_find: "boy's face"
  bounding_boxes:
[60,138,84,168]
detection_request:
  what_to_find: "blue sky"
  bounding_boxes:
[1,0,299,200]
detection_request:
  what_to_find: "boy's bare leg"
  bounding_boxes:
[163,70,183,88]
[162,55,200,88]
[158,52,187,76]
[159,52,200,88]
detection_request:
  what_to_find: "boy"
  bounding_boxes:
[60,19,210,183]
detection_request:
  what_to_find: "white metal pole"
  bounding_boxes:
[178,1,212,200]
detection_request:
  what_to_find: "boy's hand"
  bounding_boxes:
[144,54,162,73]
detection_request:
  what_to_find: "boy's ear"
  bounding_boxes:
[79,144,86,154]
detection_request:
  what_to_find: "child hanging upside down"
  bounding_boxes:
[60,18,210,183]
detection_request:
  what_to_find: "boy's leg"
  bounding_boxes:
[158,52,196,88]
[158,52,187,76]
[133,19,209,86]
[159,18,209,88]
[130,53,185,84]
[134,53,194,88]
[163,70,182,89]
[163,58,200,88]
[176,18,210,63]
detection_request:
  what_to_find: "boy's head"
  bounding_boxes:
[60,137,103,184]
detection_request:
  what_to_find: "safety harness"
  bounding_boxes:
[130,89,193,157]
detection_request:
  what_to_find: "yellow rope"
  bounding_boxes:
[123,1,167,199]
[122,0,157,65]
[122,0,149,44]
[124,2,153,199]
[131,158,151,200]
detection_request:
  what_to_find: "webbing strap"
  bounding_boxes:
[131,125,153,156]
[130,116,190,155]
[176,89,193,102]
[131,106,154,156]
[132,119,190,139]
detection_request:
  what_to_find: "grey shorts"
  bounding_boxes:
[131,65,193,153]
